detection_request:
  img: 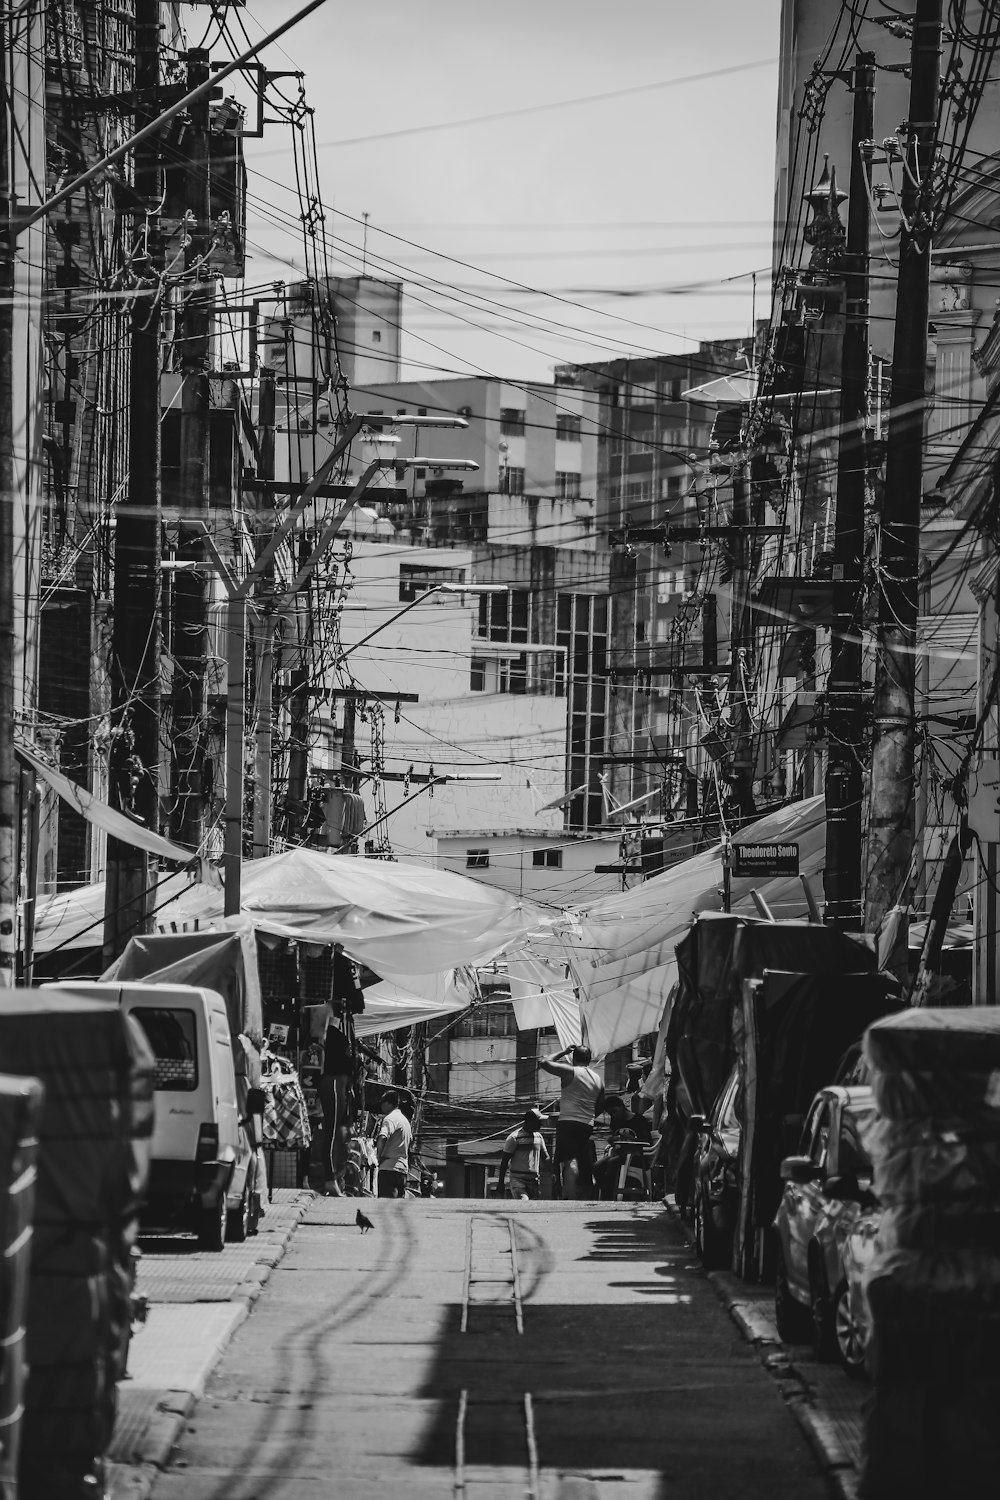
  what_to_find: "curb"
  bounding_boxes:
[666,1201,859,1500]
[107,1189,314,1500]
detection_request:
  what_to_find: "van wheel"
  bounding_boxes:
[227,1184,252,1244]
[197,1193,227,1252]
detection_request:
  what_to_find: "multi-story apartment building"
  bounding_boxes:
[567,343,754,823]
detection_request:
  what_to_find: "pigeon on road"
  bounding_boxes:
[356,1209,374,1233]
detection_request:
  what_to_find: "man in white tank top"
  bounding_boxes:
[539,1045,603,1197]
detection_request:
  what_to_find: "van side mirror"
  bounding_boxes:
[246,1086,266,1117]
[687,1114,707,1133]
[780,1154,820,1185]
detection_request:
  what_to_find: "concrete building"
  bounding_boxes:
[567,342,753,821]
[315,542,568,858]
[431,827,624,906]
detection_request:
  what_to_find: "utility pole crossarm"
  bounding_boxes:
[244,414,366,593]
[15,0,329,234]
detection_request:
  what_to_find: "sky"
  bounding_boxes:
[189,0,783,383]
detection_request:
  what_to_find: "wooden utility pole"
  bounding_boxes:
[104,0,164,962]
[866,0,943,941]
[170,48,213,849]
[727,461,757,819]
[824,52,875,932]
[252,363,276,858]
[0,21,16,983]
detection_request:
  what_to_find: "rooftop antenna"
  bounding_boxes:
[361,211,370,275]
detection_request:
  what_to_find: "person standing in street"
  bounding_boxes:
[375,1089,412,1198]
[318,1007,353,1197]
[496,1107,549,1199]
[539,1044,603,1198]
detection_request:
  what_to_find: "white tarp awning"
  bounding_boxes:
[16,741,195,865]
[514,796,827,1057]
[33,871,199,954]
[139,846,548,986]
[507,954,582,1049]
[354,978,468,1038]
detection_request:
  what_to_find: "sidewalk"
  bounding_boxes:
[106,1189,313,1500]
[667,1202,866,1500]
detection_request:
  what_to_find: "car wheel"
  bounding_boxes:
[774,1244,811,1343]
[197,1192,228,1253]
[227,1183,251,1244]
[809,1258,835,1361]
[694,1184,727,1270]
[833,1279,869,1378]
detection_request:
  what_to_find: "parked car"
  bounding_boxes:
[773,1084,879,1375]
[47,981,262,1250]
[691,1064,740,1269]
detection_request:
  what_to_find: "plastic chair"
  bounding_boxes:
[614,1139,652,1202]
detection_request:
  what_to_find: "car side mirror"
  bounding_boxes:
[780,1154,819,1185]
[687,1114,707,1133]
[246,1086,266,1116]
[824,1171,861,1202]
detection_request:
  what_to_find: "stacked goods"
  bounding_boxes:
[0,1076,43,1500]
[859,1007,1000,1500]
[0,991,154,1500]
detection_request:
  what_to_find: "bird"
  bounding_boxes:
[356,1209,374,1233]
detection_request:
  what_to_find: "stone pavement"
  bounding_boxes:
[107,1190,312,1500]
[667,1203,867,1500]
[139,1197,833,1500]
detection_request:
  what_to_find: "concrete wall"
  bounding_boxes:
[332,544,567,860]
[432,830,624,905]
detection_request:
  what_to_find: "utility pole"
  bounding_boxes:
[104,0,164,962]
[824,52,875,932]
[169,47,213,849]
[866,0,943,943]
[252,363,276,858]
[0,21,16,984]
[727,460,757,819]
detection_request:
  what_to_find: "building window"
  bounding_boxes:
[500,407,525,436]
[556,471,581,499]
[399,563,466,601]
[502,466,525,493]
[470,659,486,691]
[556,413,581,441]
[662,474,683,501]
[453,1001,518,1038]
[531,849,563,868]
[372,330,382,343]
[631,425,655,453]
[466,848,490,868]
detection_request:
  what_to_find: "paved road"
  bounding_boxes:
[149,1199,831,1500]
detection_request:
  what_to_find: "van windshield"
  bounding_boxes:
[132,1008,198,1091]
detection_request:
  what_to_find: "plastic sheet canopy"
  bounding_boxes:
[150,846,548,984]
[524,795,828,1056]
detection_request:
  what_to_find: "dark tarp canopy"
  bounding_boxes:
[105,928,264,1049]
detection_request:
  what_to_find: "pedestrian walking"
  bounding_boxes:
[539,1044,603,1198]
[375,1089,412,1199]
[496,1107,549,1199]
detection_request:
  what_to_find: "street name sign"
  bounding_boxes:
[730,842,799,878]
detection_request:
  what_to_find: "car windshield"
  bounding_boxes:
[840,1102,876,1178]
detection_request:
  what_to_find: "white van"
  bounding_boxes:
[46,981,260,1250]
